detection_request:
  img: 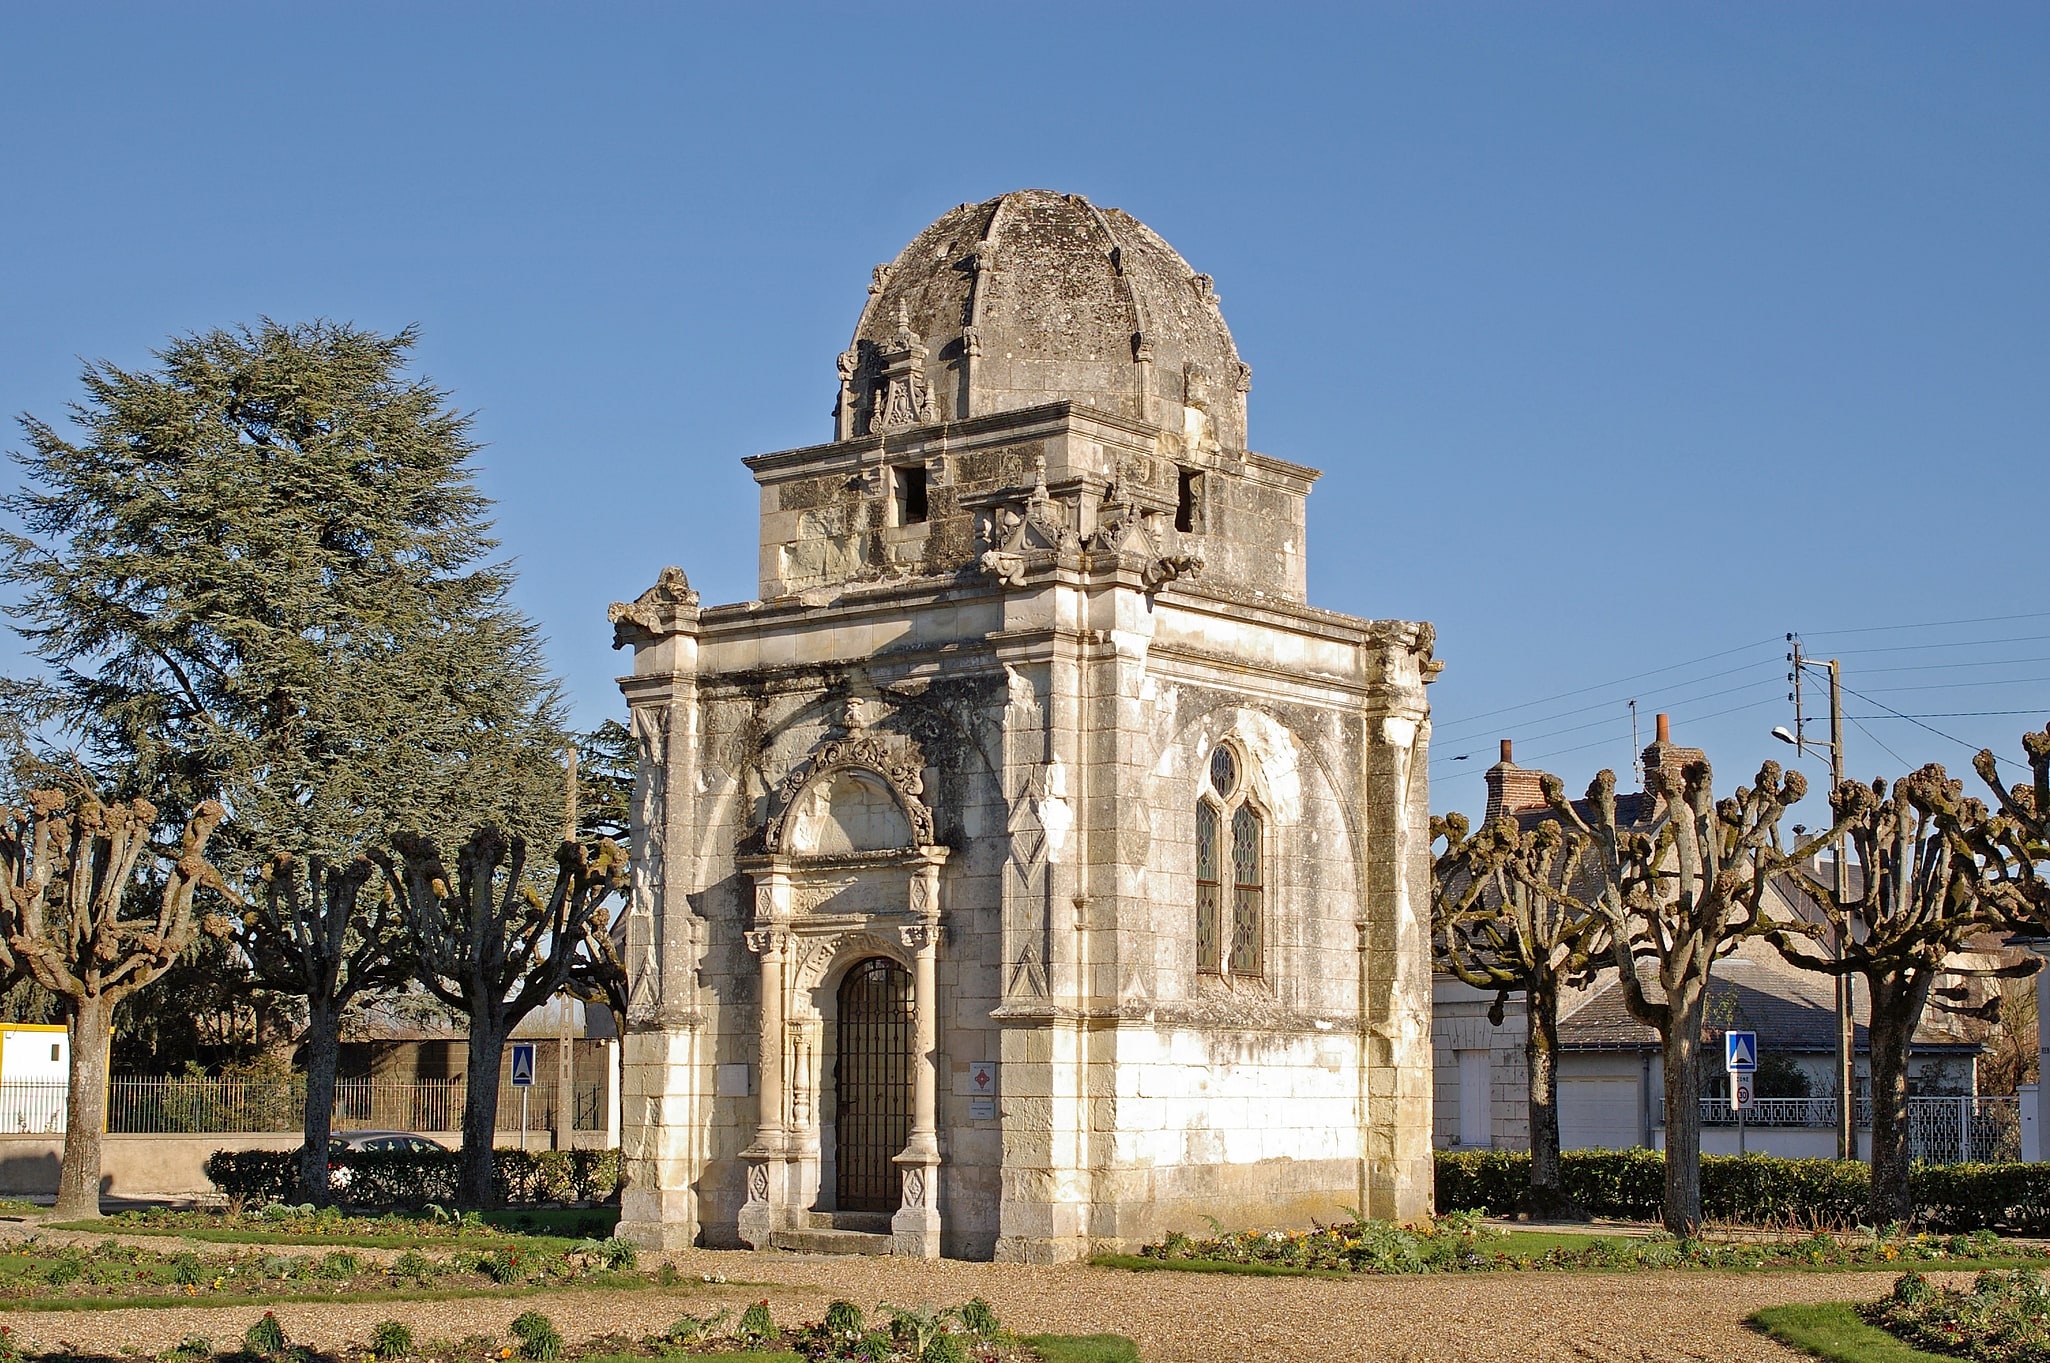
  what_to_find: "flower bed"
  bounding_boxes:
[1127,1210,2050,1276]
[1864,1269,2050,1361]
[0,1234,650,1310]
[67,1204,615,1251]
[3,1299,1137,1363]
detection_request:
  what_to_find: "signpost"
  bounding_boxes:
[510,1043,536,1152]
[1726,1030,1757,1155]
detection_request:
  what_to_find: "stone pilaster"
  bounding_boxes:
[892,902,944,1258]
[1359,625,1437,1221]
[610,568,706,1251]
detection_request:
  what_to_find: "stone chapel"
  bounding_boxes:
[607,189,1440,1262]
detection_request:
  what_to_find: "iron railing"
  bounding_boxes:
[1695,1095,2021,1163]
[0,1077,604,1136]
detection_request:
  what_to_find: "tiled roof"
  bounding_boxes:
[1557,937,1982,1054]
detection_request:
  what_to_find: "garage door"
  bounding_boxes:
[1559,1076,1640,1150]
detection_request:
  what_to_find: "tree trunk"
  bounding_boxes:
[1867,971,1935,1229]
[298,1001,343,1206]
[56,998,114,1221]
[1660,985,1707,1237]
[1524,975,1585,1220]
[460,1014,507,1208]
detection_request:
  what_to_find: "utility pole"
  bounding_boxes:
[1787,635,1855,1160]
[556,745,578,1153]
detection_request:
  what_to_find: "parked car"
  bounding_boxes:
[332,1130,447,1155]
[328,1130,447,1191]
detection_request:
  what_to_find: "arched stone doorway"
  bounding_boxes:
[835,957,912,1212]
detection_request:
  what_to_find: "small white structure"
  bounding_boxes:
[0,1024,68,1133]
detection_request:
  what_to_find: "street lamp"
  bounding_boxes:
[1772,642,1856,1161]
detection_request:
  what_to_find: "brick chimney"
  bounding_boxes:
[1484,739,1549,822]
[1639,712,1707,817]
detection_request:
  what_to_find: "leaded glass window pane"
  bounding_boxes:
[1196,801,1221,974]
[1209,746,1238,799]
[1230,804,1262,977]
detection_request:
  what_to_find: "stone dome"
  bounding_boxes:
[837,190,1250,450]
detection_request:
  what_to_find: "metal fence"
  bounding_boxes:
[1696,1095,2021,1163]
[0,1077,604,1136]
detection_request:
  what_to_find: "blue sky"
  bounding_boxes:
[1,3,2043,827]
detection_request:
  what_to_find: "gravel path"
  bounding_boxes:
[0,1244,1931,1362]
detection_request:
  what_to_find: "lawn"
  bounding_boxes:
[1099,1218,2050,1279]
[51,1205,618,1253]
[1749,1303,1960,1363]
[0,1238,698,1313]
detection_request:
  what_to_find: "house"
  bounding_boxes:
[1434,723,2001,1161]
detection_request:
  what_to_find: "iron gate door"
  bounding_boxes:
[835,957,913,1212]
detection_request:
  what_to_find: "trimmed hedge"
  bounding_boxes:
[1436,1148,2050,1232]
[205,1147,619,1209]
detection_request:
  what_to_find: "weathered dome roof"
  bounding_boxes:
[840,190,1249,449]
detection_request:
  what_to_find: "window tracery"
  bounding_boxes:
[1196,740,1262,979]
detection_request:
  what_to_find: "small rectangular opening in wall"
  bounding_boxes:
[1175,468,1202,533]
[895,465,928,525]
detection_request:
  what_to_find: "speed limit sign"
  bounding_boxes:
[1731,1074,1755,1113]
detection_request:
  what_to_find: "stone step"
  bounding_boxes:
[804,1210,893,1235]
[769,1227,896,1256]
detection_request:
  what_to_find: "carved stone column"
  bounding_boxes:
[738,918,790,1251]
[892,854,946,1258]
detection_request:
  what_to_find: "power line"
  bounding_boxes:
[1833,634,2050,657]
[1804,610,2050,638]
[1847,716,1912,771]
[1431,637,1779,733]
[1516,696,1780,768]
[1858,655,2050,675]
[1436,656,1777,740]
[1836,680,2020,768]
[1441,677,1775,756]
[1863,675,2050,694]
[1845,709,2046,719]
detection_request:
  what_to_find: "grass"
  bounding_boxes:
[51,1222,585,1253]
[1750,1302,1960,1363]
[0,1270,685,1314]
[50,1204,616,1252]
[1095,1247,2050,1280]
[1022,1334,1144,1363]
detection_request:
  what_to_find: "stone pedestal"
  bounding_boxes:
[891,1152,943,1258]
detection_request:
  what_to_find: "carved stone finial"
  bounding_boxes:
[608,566,699,648]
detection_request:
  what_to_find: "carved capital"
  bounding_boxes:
[744,929,790,958]
[898,922,944,953]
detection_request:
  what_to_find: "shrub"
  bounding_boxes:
[317,1250,360,1281]
[510,1310,563,1362]
[1865,1268,2050,1357]
[244,1312,287,1356]
[206,1145,621,1209]
[924,1333,969,1363]
[1435,1149,2050,1231]
[823,1300,866,1336]
[958,1298,1001,1338]
[737,1300,775,1343]
[369,1319,414,1361]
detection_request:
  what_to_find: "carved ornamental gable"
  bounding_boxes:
[764,730,934,853]
[976,456,1078,587]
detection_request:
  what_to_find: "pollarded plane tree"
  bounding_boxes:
[1975,725,2050,921]
[0,792,228,1219]
[379,827,626,1207]
[1765,766,2037,1227]
[239,852,415,1205]
[1432,812,1610,1219]
[1543,759,1805,1236]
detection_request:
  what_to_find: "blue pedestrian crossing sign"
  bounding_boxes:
[1724,1031,1758,1072]
[510,1043,536,1087]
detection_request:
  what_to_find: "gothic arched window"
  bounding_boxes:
[1197,742,1262,979]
